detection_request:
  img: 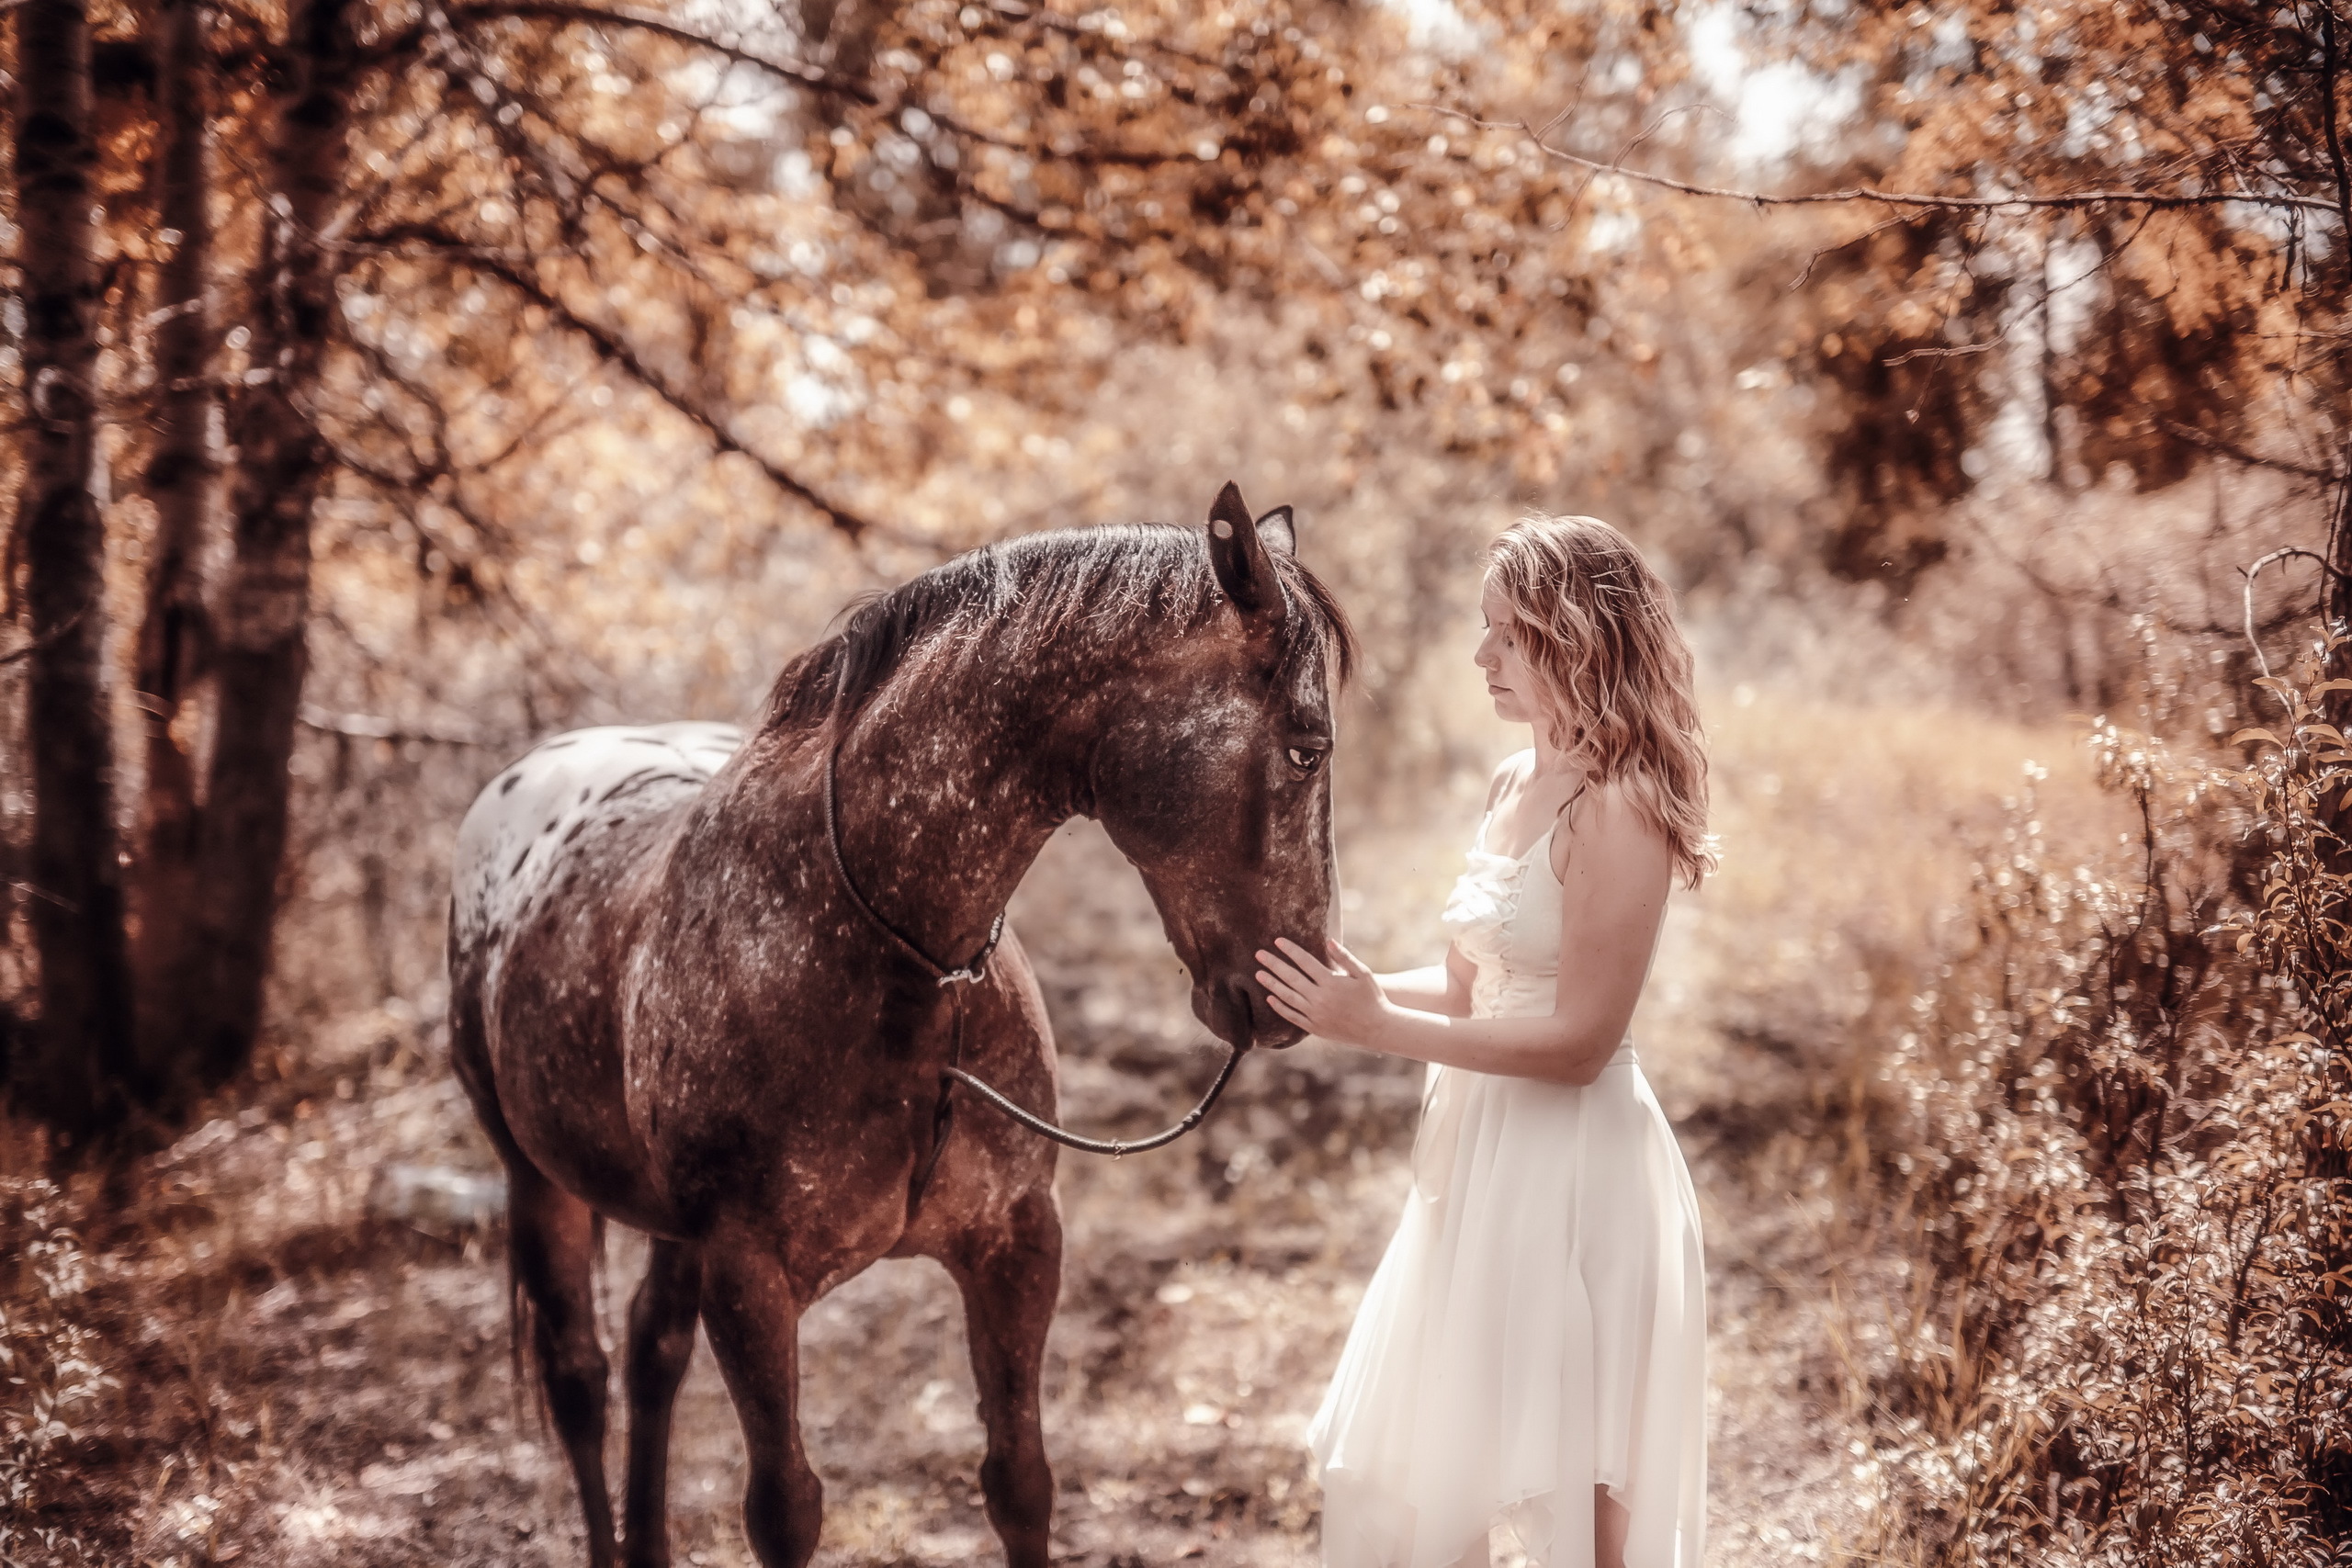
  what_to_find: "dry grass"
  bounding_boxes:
[24,597,2301,1568]
[1658,674,2134,1566]
[1736,645,2352,1565]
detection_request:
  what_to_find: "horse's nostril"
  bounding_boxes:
[1230,977,1304,1049]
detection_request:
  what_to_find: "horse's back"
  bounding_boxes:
[451,720,744,956]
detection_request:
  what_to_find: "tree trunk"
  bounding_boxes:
[11,0,138,1147]
[181,0,355,1091]
[2326,14,2352,659]
[130,0,218,1103]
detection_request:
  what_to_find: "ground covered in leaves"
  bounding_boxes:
[22,687,2041,1565]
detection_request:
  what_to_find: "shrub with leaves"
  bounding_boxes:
[1846,673,2352,1564]
[0,1178,112,1566]
[2224,637,2352,1549]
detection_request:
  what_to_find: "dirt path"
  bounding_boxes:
[43,820,1864,1567]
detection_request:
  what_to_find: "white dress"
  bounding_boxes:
[1308,807,1708,1568]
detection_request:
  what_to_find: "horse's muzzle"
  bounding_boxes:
[1198,976,1305,1051]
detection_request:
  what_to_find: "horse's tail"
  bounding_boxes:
[508,1240,540,1431]
[448,906,613,1434]
[504,1209,606,1432]
[447,937,560,1434]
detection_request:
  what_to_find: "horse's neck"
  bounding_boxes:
[816,673,1087,964]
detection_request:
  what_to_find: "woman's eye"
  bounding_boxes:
[1287,746,1323,773]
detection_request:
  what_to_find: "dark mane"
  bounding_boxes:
[763,523,1356,733]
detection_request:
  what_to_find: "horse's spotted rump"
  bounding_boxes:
[452,721,743,951]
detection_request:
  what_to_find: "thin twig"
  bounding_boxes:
[6,879,78,912]
[2240,547,2349,679]
[0,607,90,668]
[1789,209,1920,290]
[298,704,491,746]
[401,3,1218,172]
[1882,330,2010,368]
[368,1,858,96]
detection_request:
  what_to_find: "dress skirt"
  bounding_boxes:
[1308,1048,1707,1568]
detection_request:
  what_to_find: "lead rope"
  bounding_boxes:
[821,739,1250,1212]
[941,1043,1247,1157]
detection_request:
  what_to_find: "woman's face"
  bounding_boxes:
[1475,574,1544,728]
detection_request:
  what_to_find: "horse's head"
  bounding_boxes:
[1091,481,1354,1050]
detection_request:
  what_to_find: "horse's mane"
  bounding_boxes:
[763,523,1356,733]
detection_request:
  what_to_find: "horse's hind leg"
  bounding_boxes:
[700,1242,822,1567]
[621,1238,702,1568]
[511,1164,620,1568]
[942,1188,1063,1568]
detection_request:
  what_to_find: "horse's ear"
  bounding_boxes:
[1205,480,1285,618]
[1254,505,1295,556]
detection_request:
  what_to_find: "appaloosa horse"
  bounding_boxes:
[447,482,1354,1568]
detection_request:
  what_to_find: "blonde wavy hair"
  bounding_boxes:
[1487,514,1716,888]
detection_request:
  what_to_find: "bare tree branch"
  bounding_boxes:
[0,605,89,668]
[365,1,865,98]
[366,224,911,545]
[380,2,1227,174]
[2160,418,2339,482]
[1419,106,2347,219]
[2246,545,2350,585]
[2242,547,2350,676]
[333,453,631,705]
[298,704,491,745]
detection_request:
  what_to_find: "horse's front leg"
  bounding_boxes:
[621,1237,702,1568]
[699,1241,822,1568]
[942,1186,1063,1568]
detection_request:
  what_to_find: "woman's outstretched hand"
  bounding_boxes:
[1255,937,1391,1048]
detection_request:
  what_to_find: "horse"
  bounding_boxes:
[446,481,1356,1568]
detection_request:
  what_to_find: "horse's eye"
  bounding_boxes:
[1287,746,1324,773]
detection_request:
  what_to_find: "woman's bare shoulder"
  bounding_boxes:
[1484,748,1538,808]
[1554,774,1674,881]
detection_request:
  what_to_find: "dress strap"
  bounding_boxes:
[1525,775,1591,876]
[1558,773,1592,829]
[1555,773,1597,849]
[1472,807,1498,857]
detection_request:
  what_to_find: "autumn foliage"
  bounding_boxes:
[7,0,2352,1560]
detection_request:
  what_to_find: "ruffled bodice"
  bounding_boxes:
[1441,811,1636,1072]
[1448,811,1611,1035]
[1440,817,1557,1021]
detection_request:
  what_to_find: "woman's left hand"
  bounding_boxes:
[1254,937,1390,1048]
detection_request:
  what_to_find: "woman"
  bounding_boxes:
[1256,515,1712,1568]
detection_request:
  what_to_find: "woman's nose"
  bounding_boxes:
[1473,633,1498,669]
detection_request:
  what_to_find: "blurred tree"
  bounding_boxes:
[175,0,361,1097]
[130,0,220,1095]
[10,0,137,1145]
[1589,2,2352,599]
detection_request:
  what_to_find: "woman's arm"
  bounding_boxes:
[1256,788,1671,1087]
[1369,947,1473,1018]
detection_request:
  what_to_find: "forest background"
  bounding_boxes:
[6,0,2352,1563]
